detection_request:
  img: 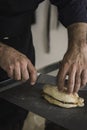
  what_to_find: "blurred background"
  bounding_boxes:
[32,0,68,69]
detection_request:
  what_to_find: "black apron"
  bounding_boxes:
[0,1,44,128]
[0,17,35,130]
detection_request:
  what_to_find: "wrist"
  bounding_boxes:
[68,23,87,48]
[0,42,8,57]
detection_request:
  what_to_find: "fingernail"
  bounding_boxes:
[31,82,35,86]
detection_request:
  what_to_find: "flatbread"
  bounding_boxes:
[43,85,84,108]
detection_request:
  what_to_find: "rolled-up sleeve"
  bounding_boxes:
[50,0,87,27]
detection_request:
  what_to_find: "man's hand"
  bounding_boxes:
[57,23,87,93]
[0,43,37,85]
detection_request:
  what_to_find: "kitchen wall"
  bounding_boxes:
[31,0,68,70]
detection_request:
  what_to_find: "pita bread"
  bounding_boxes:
[43,85,84,108]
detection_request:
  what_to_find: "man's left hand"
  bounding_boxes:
[57,23,87,93]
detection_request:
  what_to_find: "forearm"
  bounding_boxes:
[0,42,11,58]
[67,23,87,49]
[0,42,6,57]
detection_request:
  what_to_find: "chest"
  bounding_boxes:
[0,0,44,15]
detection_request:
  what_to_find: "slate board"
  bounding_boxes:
[0,82,87,130]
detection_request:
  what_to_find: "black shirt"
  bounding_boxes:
[0,0,87,38]
[51,0,87,27]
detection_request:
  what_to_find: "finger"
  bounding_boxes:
[7,65,14,78]
[67,64,76,93]
[57,63,69,91]
[21,62,29,81]
[14,62,21,80]
[81,70,87,87]
[74,70,81,93]
[27,61,37,85]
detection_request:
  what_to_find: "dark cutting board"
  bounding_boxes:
[0,82,87,130]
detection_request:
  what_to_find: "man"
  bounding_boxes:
[0,0,87,130]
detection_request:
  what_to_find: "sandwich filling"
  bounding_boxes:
[43,93,79,105]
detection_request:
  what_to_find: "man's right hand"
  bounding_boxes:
[0,43,37,85]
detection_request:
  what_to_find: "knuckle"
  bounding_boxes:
[83,74,87,80]
[71,63,76,68]
[69,80,74,86]
[14,61,20,66]
[76,72,81,77]
[20,60,25,65]
[7,65,14,75]
[21,72,29,81]
[75,79,81,89]
[81,83,85,87]
[71,66,76,73]
[75,82,80,89]
[21,61,27,68]
[30,68,37,75]
[20,56,27,64]
[22,76,29,81]
[75,75,81,84]
[32,69,37,75]
[9,65,13,69]
[64,62,69,67]
[81,79,86,85]
[75,81,80,86]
